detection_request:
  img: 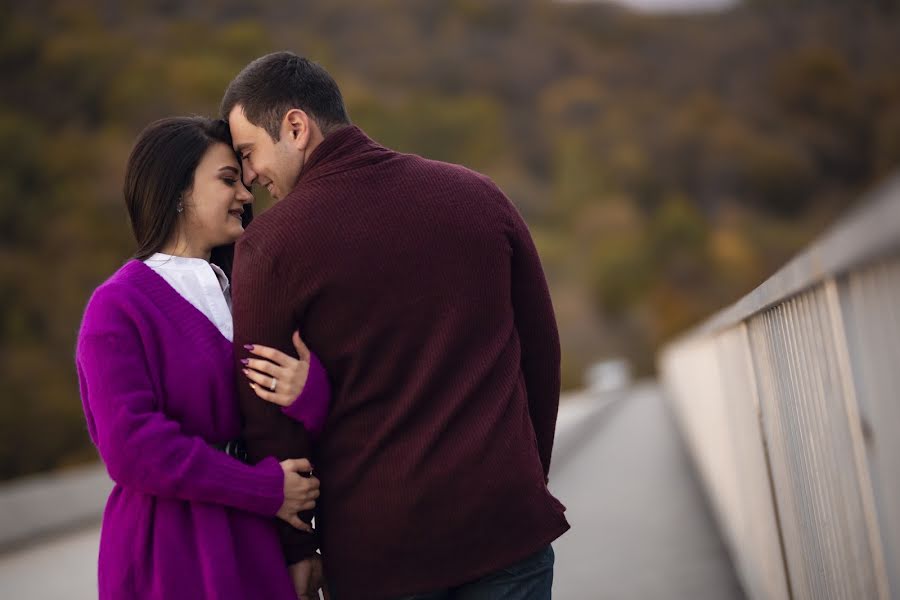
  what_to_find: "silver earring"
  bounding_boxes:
[176,203,184,213]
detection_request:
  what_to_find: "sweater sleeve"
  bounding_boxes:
[504,197,562,480]
[75,290,285,516]
[281,351,331,439]
[231,239,319,564]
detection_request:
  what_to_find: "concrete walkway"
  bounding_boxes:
[0,525,99,599]
[0,384,745,599]
[549,383,745,599]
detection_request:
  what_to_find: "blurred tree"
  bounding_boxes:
[1,0,899,479]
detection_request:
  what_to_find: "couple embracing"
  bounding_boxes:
[76,52,569,600]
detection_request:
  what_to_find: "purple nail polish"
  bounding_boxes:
[243,344,254,350]
[240,359,249,365]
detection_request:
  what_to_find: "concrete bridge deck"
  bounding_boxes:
[550,384,743,599]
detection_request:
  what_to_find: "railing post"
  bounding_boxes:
[824,277,890,600]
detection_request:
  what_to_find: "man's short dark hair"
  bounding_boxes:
[221,52,350,140]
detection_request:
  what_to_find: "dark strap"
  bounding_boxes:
[211,438,249,463]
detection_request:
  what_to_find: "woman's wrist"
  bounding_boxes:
[282,352,331,436]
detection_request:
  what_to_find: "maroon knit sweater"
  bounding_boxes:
[231,126,569,600]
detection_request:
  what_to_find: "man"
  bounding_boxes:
[223,52,569,600]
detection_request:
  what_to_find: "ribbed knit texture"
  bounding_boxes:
[231,126,570,600]
[76,261,296,599]
[282,352,331,438]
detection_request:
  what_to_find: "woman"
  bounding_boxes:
[75,117,330,599]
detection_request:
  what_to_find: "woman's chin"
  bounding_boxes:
[220,227,244,244]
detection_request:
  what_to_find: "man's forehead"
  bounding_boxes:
[227,107,250,131]
[227,113,253,147]
[227,104,245,121]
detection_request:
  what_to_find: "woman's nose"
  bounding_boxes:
[237,183,254,203]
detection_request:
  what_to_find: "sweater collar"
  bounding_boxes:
[144,252,230,294]
[117,260,233,351]
[292,125,392,188]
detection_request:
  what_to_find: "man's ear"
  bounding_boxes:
[283,109,311,150]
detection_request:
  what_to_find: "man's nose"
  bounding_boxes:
[242,165,257,189]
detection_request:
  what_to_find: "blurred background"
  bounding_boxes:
[3,0,899,483]
[3,1,900,598]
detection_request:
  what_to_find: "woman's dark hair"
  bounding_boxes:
[220,51,350,140]
[123,116,253,278]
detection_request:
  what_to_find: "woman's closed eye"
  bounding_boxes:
[222,177,238,186]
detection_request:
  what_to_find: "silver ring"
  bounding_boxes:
[269,377,277,392]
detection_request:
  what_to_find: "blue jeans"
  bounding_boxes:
[394,545,555,600]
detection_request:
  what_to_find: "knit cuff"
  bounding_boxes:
[281,352,331,438]
[247,455,286,516]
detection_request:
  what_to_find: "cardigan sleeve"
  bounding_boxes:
[504,196,562,481]
[75,288,285,517]
[232,239,319,564]
[280,351,331,439]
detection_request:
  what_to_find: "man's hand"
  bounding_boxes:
[290,556,329,599]
[278,458,320,530]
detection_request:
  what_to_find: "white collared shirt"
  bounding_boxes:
[144,253,233,341]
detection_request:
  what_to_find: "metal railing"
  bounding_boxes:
[659,174,900,600]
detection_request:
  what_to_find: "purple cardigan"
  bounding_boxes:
[76,260,298,599]
[283,349,330,437]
